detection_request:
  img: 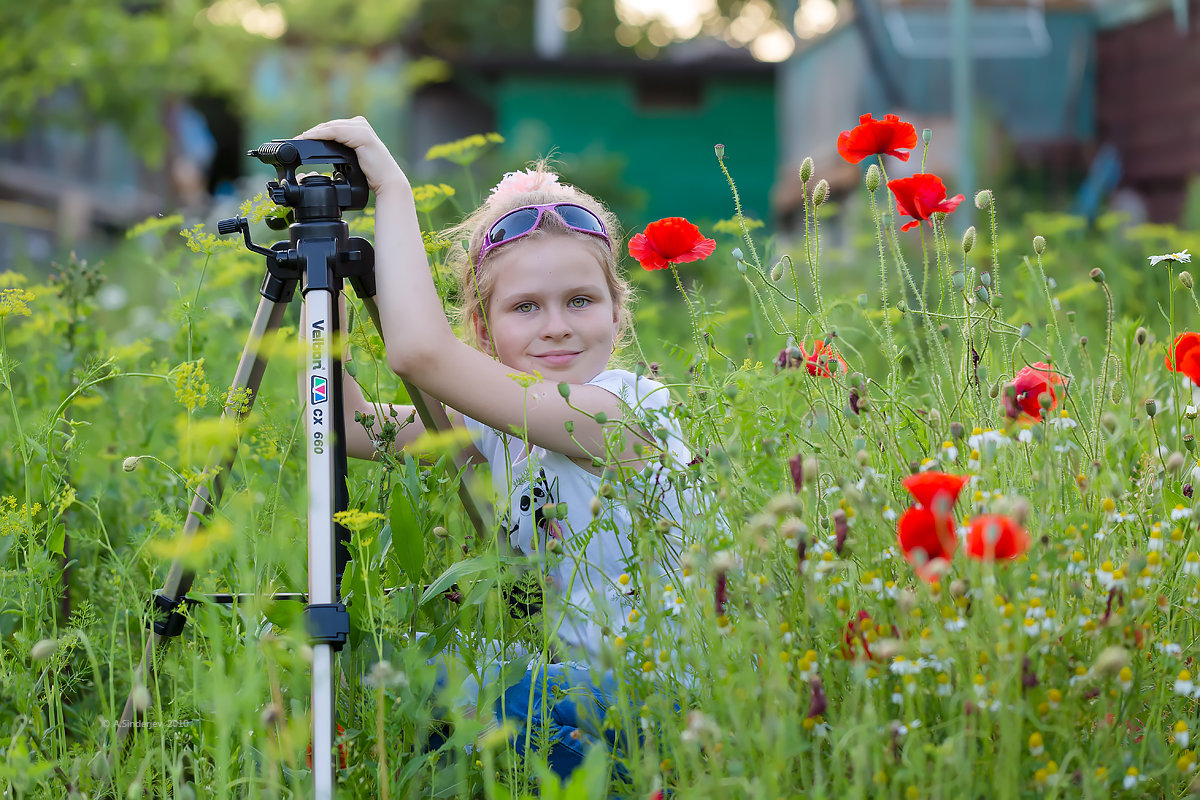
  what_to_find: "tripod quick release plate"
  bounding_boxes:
[250,139,370,212]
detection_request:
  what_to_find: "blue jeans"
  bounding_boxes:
[431,656,626,781]
[495,661,624,779]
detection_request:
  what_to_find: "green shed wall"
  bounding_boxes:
[493,73,776,229]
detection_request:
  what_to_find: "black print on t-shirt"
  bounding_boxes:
[500,467,561,556]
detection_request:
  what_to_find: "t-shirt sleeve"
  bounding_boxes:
[586,369,690,466]
[460,413,506,466]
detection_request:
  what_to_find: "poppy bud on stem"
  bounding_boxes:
[813,179,829,207]
[961,225,976,254]
[1033,235,1046,255]
[865,163,881,193]
[1181,271,1194,290]
[799,156,814,184]
[975,189,993,210]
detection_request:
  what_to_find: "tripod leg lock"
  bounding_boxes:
[304,603,351,651]
[151,593,188,638]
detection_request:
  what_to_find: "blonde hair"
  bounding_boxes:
[443,166,633,354]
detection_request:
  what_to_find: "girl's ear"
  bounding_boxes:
[473,312,494,356]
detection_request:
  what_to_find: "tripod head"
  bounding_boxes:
[218,139,375,303]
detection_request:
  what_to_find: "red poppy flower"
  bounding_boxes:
[1167,331,1200,384]
[837,113,918,164]
[799,340,848,377]
[887,174,965,232]
[901,471,968,510]
[1004,362,1065,422]
[628,217,716,271]
[306,723,348,770]
[897,505,958,581]
[965,514,1030,561]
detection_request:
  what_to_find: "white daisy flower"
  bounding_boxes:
[1148,248,1190,266]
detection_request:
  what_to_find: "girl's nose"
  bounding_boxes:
[540,307,572,338]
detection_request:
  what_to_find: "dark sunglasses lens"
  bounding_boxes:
[488,208,541,244]
[555,205,604,234]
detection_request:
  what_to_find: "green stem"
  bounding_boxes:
[672,265,707,372]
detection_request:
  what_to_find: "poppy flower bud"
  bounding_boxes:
[865,163,881,192]
[1089,268,1105,283]
[897,300,908,313]
[1180,270,1194,289]
[345,360,358,378]
[593,411,607,424]
[737,260,747,276]
[122,456,142,472]
[1186,433,1195,452]
[770,259,786,282]
[1033,235,1046,255]
[989,379,1001,399]
[1080,335,1088,347]
[564,420,574,433]
[952,271,966,291]
[1019,322,1032,339]
[857,292,868,308]
[813,179,829,207]
[1145,398,1157,418]
[1100,411,1117,433]
[714,143,725,159]
[950,421,964,439]
[1135,326,1147,346]
[975,189,993,210]
[799,156,814,183]
[731,247,744,262]
[961,225,976,254]
[558,382,571,399]
[433,525,449,539]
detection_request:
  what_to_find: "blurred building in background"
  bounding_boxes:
[0,0,1196,270]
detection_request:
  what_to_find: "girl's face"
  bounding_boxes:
[474,235,619,385]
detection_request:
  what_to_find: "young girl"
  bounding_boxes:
[297,117,693,776]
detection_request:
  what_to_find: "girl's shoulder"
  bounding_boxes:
[585,368,671,413]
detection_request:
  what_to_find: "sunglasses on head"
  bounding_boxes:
[478,203,610,265]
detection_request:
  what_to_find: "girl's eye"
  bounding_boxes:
[515,302,535,313]
[569,297,590,308]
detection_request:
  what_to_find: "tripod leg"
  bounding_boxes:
[110,294,289,759]
[303,286,347,800]
[357,295,491,540]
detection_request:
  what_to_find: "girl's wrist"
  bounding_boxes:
[374,173,412,198]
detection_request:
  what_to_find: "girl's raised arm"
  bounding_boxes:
[297,118,641,466]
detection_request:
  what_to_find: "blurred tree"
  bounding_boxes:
[408,0,621,57]
[0,0,421,162]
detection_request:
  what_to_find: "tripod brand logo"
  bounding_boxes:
[311,376,328,405]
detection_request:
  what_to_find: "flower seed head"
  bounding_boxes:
[865,163,881,192]
[1090,267,1105,283]
[975,189,993,209]
[1033,235,1046,255]
[961,225,976,254]
[1146,398,1157,418]
[813,179,829,207]
[714,143,725,159]
[31,638,58,661]
[799,156,814,183]
[922,128,933,144]
[1135,326,1147,346]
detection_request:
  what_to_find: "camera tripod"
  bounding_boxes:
[109,139,487,798]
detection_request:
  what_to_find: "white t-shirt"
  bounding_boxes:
[462,369,692,657]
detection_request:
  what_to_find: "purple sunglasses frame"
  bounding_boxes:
[477,202,610,265]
